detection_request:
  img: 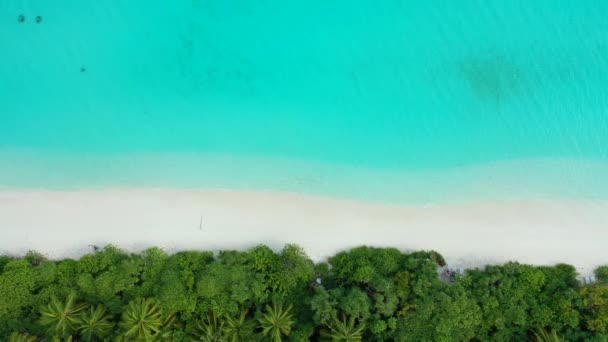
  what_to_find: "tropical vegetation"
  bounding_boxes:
[0,244,607,341]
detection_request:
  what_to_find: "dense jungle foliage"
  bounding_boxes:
[1,244,608,341]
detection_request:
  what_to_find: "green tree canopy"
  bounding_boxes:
[258,302,294,342]
[119,298,164,340]
[39,293,86,338]
[77,305,114,341]
[1,245,607,341]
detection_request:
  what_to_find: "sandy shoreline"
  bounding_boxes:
[1,189,607,275]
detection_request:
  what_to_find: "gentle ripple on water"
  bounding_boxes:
[0,0,607,201]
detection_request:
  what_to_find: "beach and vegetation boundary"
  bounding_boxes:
[1,244,608,341]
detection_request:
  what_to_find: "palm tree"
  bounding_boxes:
[194,312,225,342]
[39,293,87,338]
[77,305,114,341]
[258,302,294,342]
[533,328,565,342]
[320,314,365,342]
[223,310,255,342]
[119,298,163,341]
[156,313,179,341]
[8,332,38,342]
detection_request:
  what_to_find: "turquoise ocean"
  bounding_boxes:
[1,1,607,202]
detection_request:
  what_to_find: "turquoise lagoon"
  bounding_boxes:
[1,0,607,202]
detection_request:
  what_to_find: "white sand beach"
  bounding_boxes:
[1,189,607,275]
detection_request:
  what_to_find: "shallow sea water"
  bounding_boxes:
[1,0,607,202]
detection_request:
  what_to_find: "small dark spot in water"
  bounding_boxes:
[458,54,522,104]
[35,16,42,24]
[17,14,25,23]
[80,67,86,73]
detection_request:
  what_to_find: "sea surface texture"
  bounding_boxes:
[1,0,607,202]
